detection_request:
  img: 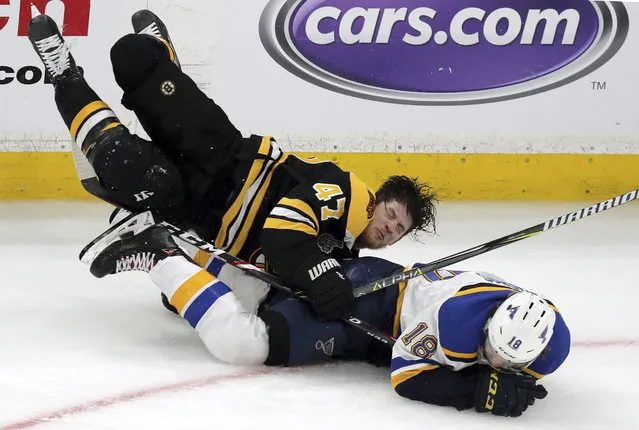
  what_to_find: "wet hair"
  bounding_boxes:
[375,175,438,238]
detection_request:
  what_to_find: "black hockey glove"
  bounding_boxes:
[293,256,353,321]
[474,367,548,417]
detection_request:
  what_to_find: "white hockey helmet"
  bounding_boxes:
[482,292,556,372]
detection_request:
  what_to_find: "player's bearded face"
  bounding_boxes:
[356,200,412,249]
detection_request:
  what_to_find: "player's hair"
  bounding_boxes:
[375,175,438,238]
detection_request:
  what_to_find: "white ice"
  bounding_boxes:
[0,200,637,430]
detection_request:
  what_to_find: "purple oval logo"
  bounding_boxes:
[260,0,628,105]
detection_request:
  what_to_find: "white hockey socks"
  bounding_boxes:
[150,255,269,365]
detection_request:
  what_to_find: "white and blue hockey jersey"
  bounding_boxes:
[390,267,571,393]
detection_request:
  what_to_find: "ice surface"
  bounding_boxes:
[1,200,637,429]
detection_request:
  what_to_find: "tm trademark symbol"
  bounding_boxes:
[591,81,607,90]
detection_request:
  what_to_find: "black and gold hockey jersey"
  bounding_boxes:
[195,135,376,289]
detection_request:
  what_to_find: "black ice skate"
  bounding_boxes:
[131,9,181,69]
[80,211,156,265]
[27,14,81,84]
[108,207,132,226]
[90,226,183,278]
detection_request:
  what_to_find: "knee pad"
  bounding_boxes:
[110,34,167,94]
[89,126,187,211]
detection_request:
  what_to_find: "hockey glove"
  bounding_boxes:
[474,367,548,417]
[294,256,353,321]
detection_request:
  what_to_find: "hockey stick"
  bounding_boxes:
[161,222,395,345]
[178,188,634,341]
[70,137,637,345]
[352,188,639,298]
[69,142,396,346]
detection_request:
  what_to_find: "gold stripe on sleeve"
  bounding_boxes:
[453,286,515,297]
[263,217,317,236]
[278,197,319,229]
[442,348,478,359]
[391,365,440,388]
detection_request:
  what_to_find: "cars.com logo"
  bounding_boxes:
[259,0,628,105]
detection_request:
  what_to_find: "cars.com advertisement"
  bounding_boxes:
[0,0,636,202]
[260,0,629,105]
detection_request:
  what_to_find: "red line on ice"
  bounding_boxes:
[573,339,638,347]
[2,340,637,429]
[1,367,284,430]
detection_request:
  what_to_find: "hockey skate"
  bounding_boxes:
[27,13,81,84]
[79,211,156,265]
[131,9,181,69]
[108,207,132,225]
[89,224,183,279]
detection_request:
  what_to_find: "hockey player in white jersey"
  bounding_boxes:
[390,267,569,417]
[85,216,570,418]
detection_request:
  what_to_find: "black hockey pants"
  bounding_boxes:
[97,34,246,231]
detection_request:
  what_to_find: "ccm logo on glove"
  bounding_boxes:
[308,258,340,280]
[484,371,499,410]
[475,367,548,417]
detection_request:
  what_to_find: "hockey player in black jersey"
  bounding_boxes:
[27,11,437,321]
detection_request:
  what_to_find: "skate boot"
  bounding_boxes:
[108,207,132,225]
[131,9,181,69]
[80,211,156,265]
[89,225,183,278]
[27,13,81,84]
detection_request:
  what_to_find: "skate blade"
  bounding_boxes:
[79,211,156,264]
